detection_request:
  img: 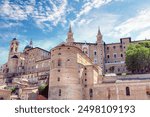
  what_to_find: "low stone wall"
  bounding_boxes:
[117,73,150,80]
[91,81,150,100]
[0,89,11,100]
[103,74,150,83]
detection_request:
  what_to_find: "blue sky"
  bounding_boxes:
[0,0,150,65]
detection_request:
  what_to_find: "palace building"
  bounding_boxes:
[0,26,150,100]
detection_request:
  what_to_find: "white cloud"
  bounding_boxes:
[0,21,22,29]
[78,0,112,16]
[0,47,9,65]
[0,0,68,31]
[136,29,150,40]
[115,9,150,36]
[31,0,68,31]
[34,0,67,26]
[72,12,119,43]
[0,0,35,21]
[72,0,112,25]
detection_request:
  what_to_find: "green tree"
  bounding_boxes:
[125,41,150,74]
[38,84,48,98]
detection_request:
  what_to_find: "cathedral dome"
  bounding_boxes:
[24,45,32,50]
[13,38,17,41]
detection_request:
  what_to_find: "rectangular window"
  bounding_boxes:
[126,87,130,96]
[58,77,60,82]
[59,89,61,96]
[107,55,110,58]
[58,60,61,66]
[89,89,93,99]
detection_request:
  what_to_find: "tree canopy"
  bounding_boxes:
[125,41,150,74]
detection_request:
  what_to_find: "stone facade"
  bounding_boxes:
[49,45,102,99]
[0,26,150,100]
[0,89,11,100]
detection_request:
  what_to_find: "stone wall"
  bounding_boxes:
[90,81,150,100]
[49,45,84,100]
[0,89,11,100]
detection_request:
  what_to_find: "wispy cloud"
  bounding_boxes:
[33,0,68,29]
[136,29,150,40]
[114,8,150,36]
[0,0,68,31]
[72,0,113,25]
[0,47,9,65]
[0,0,34,21]
[72,12,119,43]
[0,21,22,29]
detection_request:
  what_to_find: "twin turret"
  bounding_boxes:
[66,25,103,44]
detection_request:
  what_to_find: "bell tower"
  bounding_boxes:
[96,27,103,44]
[9,38,19,59]
[96,27,105,74]
[66,25,74,44]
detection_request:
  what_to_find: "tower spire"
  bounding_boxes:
[30,39,33,48]
[66,24,74,44]
[96,27,103,44]
[69,24,72,33]
[98,26,101,35]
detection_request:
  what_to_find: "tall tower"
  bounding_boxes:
[9,38,19,59]
[66,25,74,44]
[96,27,103,44]
[49,45,83,100]
[8,38,19,74]
[96,27,105,74]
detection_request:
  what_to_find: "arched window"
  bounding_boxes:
[58,59,61,66]
[126,87,130,96]
[83,47,88,54]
